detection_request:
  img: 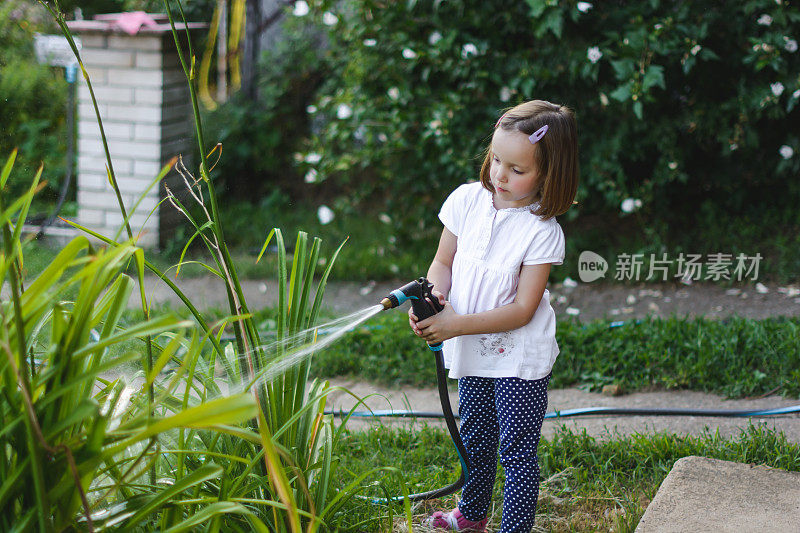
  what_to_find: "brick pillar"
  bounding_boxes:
[68,13,206,248]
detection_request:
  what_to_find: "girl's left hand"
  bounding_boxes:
[416,302,461,344]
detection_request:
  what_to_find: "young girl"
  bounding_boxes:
[409,100,579,532]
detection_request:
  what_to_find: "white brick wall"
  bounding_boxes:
[78,85,134,105]
[106,68,162,87]
[75,29,194,248]
[108,35,161,51]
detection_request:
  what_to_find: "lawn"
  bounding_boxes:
[331,423,800,532]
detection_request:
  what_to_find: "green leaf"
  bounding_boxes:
[162,502,270,533]
[256,227,277,263]
[610,84,632,102]
[122,465,224,526]
[177,221,214,275]
[611,59,635,80]
[642,64,665,91]
[1,149,18,189]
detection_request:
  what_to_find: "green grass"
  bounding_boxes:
[310,312,800,399]
[331,423,800,532]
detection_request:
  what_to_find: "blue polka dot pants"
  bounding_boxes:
[457,374,550,533]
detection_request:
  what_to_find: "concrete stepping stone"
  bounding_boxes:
[636,456,800,532]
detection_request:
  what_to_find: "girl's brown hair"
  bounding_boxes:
[479,100,579,219]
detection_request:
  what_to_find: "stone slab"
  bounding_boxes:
[636,456,800,532]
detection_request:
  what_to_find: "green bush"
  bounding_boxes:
[0,2,67,202]
[202,13,328,199]
[298,0,799,240]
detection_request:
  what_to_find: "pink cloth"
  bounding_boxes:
[114,11,159,35]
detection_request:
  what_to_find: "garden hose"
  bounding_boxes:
[376,278,471,502]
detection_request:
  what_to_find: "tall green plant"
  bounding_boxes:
[0,151,261,531]
[38,0,392,529]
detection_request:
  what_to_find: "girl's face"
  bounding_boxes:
[489,128,542,209]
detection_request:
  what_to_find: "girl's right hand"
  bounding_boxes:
[408,308,422,337]
[408,290,446,337]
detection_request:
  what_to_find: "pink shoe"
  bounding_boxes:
[427,508,488,532]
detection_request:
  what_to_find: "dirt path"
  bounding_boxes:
[135,276,800,322]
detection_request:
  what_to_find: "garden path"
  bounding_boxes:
[136,276,800,322]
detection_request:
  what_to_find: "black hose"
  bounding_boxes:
[358,345,471,504]
[37,64,77,239]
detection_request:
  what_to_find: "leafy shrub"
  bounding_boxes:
[202,13,328,199]
[297,0,799,241]
[0,1,67,201]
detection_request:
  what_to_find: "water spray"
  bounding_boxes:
[378,278,471,502]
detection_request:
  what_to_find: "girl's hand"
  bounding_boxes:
[408,290,447,338]
[408,307,422,337]
[416,302,461,344]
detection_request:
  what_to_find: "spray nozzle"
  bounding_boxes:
[380,278,444,321]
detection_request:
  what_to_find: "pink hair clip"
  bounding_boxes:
[529,125,548,145]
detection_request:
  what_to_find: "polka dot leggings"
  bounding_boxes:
[457,374,550,533]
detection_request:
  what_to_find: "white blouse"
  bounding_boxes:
[438,181,565,380]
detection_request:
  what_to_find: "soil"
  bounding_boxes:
[134,276,800,442]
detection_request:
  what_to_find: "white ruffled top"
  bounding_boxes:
[438,182,565,380]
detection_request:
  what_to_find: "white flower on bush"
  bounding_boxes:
[771,82,784,97]
[292,1,309,17]
[378,133,388,143]
[668,161,678,170]
[599,92,609,106]
[336,104,353,119]
[322,12,338,26]
[780,145,794,159]
[794,89,800,99]
[317,205,335,225]
[306,104,317,114]
[587,46,602,63]
[620,198,642,213]
[354,125,367,141]
[785,37,798,52]
[429,31,442,45]
[363,38,377,47]
[402,48,417,59]
[378,213,392,224]
[428,119,443,135]
[461,43,478,58]
[387,86,400,100]
[577,2,593,13]
[500,86,512,102]
[304,152,322,164]
[757,14,773,26]
[304,169,318,183]
[691,44,702,55]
